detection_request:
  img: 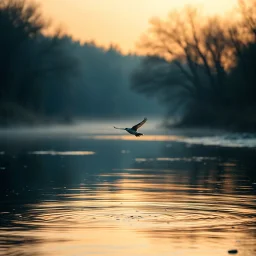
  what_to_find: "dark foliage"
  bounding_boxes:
[0,0,162,126]
[131,1,256,131]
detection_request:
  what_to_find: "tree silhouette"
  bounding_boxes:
[132,1,256,130]
[0,0,162,125]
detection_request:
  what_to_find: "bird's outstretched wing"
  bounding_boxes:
[114,126,125,130]
[131,118,147,131]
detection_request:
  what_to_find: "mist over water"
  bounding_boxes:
[1,0,256,255]
[1,118,256,148]
[0,121,256,256]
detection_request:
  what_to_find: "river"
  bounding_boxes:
[0,121,255,256]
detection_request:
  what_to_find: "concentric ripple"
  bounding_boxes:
[1,169,256,256]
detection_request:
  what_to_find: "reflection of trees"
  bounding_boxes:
[132,141,256,195]
[0,136,132,256]
[0,151,42,256]
[128,141,256,250]
[0,136,255,255]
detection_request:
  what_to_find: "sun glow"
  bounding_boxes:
[38,0,238,53]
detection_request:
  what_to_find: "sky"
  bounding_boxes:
[38,0,238,53]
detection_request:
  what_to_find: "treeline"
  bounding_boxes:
[0,0,162,126]
[131,0,256,131]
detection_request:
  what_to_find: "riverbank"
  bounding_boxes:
[169,106,256,133]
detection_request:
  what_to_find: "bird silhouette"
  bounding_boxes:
[114,118,147,137]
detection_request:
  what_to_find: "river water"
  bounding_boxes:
[0,121,255,256]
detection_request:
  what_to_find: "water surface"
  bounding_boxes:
[0,124,255,256]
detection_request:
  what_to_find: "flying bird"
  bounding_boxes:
[114,118,147,137]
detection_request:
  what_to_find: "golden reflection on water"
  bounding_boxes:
[2,168,255,256]
[81,135,183,141]
[29,151,95,156]
[80,134,256,148]
[1,129,256,256]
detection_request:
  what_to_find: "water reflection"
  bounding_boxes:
[29,151,95,156]
[0,135,256,256]
[81,135,183,141]
[81,133,256,148]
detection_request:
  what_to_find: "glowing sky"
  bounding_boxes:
[38,0,238,53]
